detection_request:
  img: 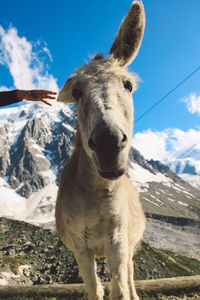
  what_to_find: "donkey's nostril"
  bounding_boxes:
[122,133,128,143]
[88,137,97,150]
[89,130,128,151]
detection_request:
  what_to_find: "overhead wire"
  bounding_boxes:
[135,65,200,124]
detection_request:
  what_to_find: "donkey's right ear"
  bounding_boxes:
[57,79,76,104]
[110,1,145,67]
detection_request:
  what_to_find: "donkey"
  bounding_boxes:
[56,1,146,299]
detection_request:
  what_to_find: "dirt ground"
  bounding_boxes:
[162,293,200,300]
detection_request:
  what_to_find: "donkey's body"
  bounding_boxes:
[56,2,146,299]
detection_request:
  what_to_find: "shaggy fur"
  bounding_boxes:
[56,1,146,299]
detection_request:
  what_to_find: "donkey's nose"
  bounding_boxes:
[88,127,128,152]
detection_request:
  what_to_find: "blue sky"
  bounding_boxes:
[1,0,200,160]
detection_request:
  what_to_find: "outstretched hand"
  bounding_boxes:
[17,90,57,106]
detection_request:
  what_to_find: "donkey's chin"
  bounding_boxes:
[98,168,125,180]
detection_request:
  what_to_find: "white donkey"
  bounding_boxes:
[56,1,146,299]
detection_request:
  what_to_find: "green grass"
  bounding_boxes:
[0,298,60,300]
[0,254,27,274]
[134,242,200,280]
[1,292,200,300]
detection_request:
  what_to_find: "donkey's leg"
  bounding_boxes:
[106,238,130,300]
[127,249,139,300]
[73,244,104,300]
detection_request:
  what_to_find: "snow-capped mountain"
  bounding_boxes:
[129,148,200,220]
[0,102,76,227]
[0,102,200,229]
[165,144,200,190]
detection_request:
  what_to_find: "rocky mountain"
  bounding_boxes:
[0,102,76,227]
[128,148,200,220]
[0,102,200,259]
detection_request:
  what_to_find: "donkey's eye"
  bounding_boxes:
[72,88,83,100]
[123,80,133,92]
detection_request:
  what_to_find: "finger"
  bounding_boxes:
[40,99,52,106]
[46,91,57,95]
[31,90,57,96]
[44,95,57,99]
[28,94,55,101]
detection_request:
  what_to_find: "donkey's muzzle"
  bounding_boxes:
[88,125,128,152]
[98,168,125,180]
[88,125,128,179]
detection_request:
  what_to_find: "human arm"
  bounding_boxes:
[0,90,20,107]
[0,89,57,107]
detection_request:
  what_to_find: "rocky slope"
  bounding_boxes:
[144,214,200,260]
[0,218,200,286]
[129,148,200,220]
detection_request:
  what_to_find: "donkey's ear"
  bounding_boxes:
[57,79,75,104]
[110,1,145,67]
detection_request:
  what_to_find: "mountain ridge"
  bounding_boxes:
[0,102,199,260]
[0,102,199,226]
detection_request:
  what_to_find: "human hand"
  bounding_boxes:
[16,89,57,106]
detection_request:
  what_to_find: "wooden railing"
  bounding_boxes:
[0,276,199,297]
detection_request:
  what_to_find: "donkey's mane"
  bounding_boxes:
[92,53,104,61]
[75,55,138,90]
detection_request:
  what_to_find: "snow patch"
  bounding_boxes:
[0,265,31,286]
[128,162,172,190]
[150,195,163,204]
[25,169,58,226]
[0,177,26,221]
[62,123,74,132]
[180,174,200,190]
[0,170,58,227]
[172,184,183,192]
[142,197,160,207]
[177,201,189,207]
[167,198,175,203]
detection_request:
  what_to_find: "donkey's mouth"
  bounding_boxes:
[98,168,125,180]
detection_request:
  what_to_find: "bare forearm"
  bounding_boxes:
[0,90,22,107]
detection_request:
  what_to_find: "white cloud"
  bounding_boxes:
[0,25,58,92]
[133,92,200,164]
[133,128,200,162]
[168,128,200,154]
[181,93,200,115]
[133,129,168,161]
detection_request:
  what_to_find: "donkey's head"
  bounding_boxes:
[58,1,145,180]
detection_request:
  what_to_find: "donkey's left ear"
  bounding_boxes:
[57,79,76,104]
[110,1,145,67]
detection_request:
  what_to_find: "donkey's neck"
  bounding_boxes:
[74,130,121,192]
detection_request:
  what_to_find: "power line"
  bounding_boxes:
[135,65,200,124]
